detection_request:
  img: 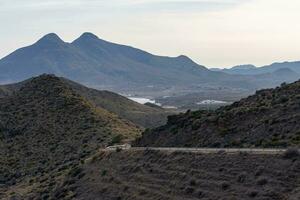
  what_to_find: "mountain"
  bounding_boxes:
[1,32,297,98]
[62,150,299,200]
[230,64,257,70]
[0,33,213,91]
[135,80,300,148]
[248,68,299,89]
[0,74,141,197]
[211,64,257,74]
[214,61,300,75]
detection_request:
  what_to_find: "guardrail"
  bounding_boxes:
[104,145,288,154]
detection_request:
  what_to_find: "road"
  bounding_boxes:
[104,145,288,155]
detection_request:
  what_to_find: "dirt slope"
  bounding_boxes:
[55,150,300,200]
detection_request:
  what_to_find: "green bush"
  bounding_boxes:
[101,170,107,176]
[283,148,300,159]
[110,134,123,145]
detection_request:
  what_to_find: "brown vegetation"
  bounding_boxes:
[0,75,141,199]
[61,150,299,200]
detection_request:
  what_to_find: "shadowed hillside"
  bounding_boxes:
[60,77,172,128]
[27,150,299,200]
[0,75,141,198]
[135,81,300,148]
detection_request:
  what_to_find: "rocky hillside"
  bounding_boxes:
[10,150,298,200]
[135,81,300,148]
[0,75,141,197]
[0,75,171,128]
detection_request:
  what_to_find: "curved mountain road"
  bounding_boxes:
[104,145,290,155]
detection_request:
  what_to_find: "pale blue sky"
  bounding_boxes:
[1,0,300,67]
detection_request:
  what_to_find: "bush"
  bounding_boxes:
[255,166,264,176]
[237,172,247,183]
[185,187,194,194]
[283,148,300,159]
[101,169,107,176]
[221,182,230,190]
[247,190,258,198]
[116,147,122,152]
[68,167,82,178]
[256,177,268,185]
[110,134,123,145]
[189,179,197,186]
[219,127,230,136]
[197,190,204,198]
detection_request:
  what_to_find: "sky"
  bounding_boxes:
[1,0,300,68]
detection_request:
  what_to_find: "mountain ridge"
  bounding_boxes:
[0,32,299,97]
[0,74,171,128]
[213,61,300,75]
[135,79,300,148]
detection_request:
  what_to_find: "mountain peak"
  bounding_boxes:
[79,32,99,40]
[177,55,189,59]
[72,32,101,45]
[35,33,64,46]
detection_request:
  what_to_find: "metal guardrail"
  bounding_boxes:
[104,145,288,154]
[131,147,287,154]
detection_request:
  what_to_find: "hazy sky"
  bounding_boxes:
[1,0,300,68]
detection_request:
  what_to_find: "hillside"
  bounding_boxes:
[0,75,141,198]
[0,75,171,128]
[7,150,298,200]
[61,78,172,128]
[135,80,300,148]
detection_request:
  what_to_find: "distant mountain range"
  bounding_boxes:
[0,32,300,96]
[135,79,300,148]
[211,62,300,75]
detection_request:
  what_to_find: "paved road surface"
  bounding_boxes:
[104,145,288,155]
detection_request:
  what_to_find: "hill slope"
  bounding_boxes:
[135,80,300,148]
[0,75,171,128]
[69,150,299,200]
[61,77,172,128]
[0,75,141,194]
